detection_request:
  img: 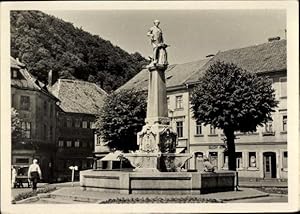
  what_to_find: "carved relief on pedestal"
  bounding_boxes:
[159,127,177,153]
[137,126,158,153]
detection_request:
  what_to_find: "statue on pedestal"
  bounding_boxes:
[147,20,169,67]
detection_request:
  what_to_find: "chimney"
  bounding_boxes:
[48,70,53,86]
[268,36,280,42]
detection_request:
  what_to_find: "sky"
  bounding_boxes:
[44,10,286,65]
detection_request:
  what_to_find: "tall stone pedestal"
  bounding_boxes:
[123,64,191,172]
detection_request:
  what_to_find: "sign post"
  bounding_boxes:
[69,166,78,187]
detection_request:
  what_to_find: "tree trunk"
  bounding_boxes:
[224,128,236,171]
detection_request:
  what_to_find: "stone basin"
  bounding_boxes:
[123,152,193,172]
[80,170,236,195]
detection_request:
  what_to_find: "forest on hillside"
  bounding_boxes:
[11,10,148,92]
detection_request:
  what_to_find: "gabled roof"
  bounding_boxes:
[119,39,286,91]
[118,58,211,91]
[11,57,59,101]
[185,39,286,83]
[49,79,107,115]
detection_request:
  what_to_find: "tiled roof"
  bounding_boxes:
[118,58,212,91]
[49,79,107,115]
[186,40,286,83]
[119,40,286,91]
[11,57,58,101]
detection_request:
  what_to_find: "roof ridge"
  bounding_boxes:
[219,39,286,54]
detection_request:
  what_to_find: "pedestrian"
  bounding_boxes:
[11,166,17,188]
[28,159,42,191]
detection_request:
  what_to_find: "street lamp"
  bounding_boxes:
[68,165,78,187]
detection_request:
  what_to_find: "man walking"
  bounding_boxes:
[28,159,42,191]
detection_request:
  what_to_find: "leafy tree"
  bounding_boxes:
[190,61,278,171]
[96,89,147,152]
[11,107,24,142]
[10,10,149,92]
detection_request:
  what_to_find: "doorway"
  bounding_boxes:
[263,152,277,178]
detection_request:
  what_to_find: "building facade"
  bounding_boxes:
[11,57,58,182]
[49,79,107,181]
[120,39,287,180]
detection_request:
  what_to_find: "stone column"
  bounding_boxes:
[145,65,169,125]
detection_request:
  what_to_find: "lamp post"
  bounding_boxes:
[69,166,78,187]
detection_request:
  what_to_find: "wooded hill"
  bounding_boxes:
[11,10,148,92]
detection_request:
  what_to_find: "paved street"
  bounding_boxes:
[231,195,288,203]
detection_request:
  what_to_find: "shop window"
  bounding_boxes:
[248,152,257,168]
[209,152,218,168]
[15,158,29,164]
[176,121,183,138]
[282,151,288,169]
[236,152,243,169]
[175,95,183,109]
[20,96,30,110]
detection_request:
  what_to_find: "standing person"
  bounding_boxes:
[11,166,17,188]
[28,159,42,191]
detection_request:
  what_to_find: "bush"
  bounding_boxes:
[99,196,222,204]
[12,185,57,202]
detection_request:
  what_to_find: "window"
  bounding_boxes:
[248,152,257,168]
[236,152,243,169]
[75,140,80,148]
[175,95,183,109]
[75,119,81,128]
[96,136,102,145]
[49,126,53,140]
[82,141,87,148]
[66,141,72,147]
[58,140,64,147]
[265,121,273,133]
[66,118,72,127]
[282,115,287,132]
[280,77,287,98]
[210,125,216,135]
[12,69,18,78]
[20,96,30,110]
[43,101,48,114]
[16,158,29,164]
[223,151,228,169]
[89,121,94,129]
[82,121,88,128]
[209,152,218,168]
[43,124,47,139]
[21,122,31,138]
[167,97,170,108]
[50,104,53,117]
[176,121,183,138]
[195,122,202,135]
[282,151,288,169]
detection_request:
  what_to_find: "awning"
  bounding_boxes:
[101,151,123,161]
[176,148,186,153]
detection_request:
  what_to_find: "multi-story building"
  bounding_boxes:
[11,57,59,182]
[49,79,107,181]
[120,38,287,180]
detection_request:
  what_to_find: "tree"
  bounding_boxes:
[11,107,24,142]
[190,61,278,171]
[95,89,147,152]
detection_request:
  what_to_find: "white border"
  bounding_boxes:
[1,1,299,213]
